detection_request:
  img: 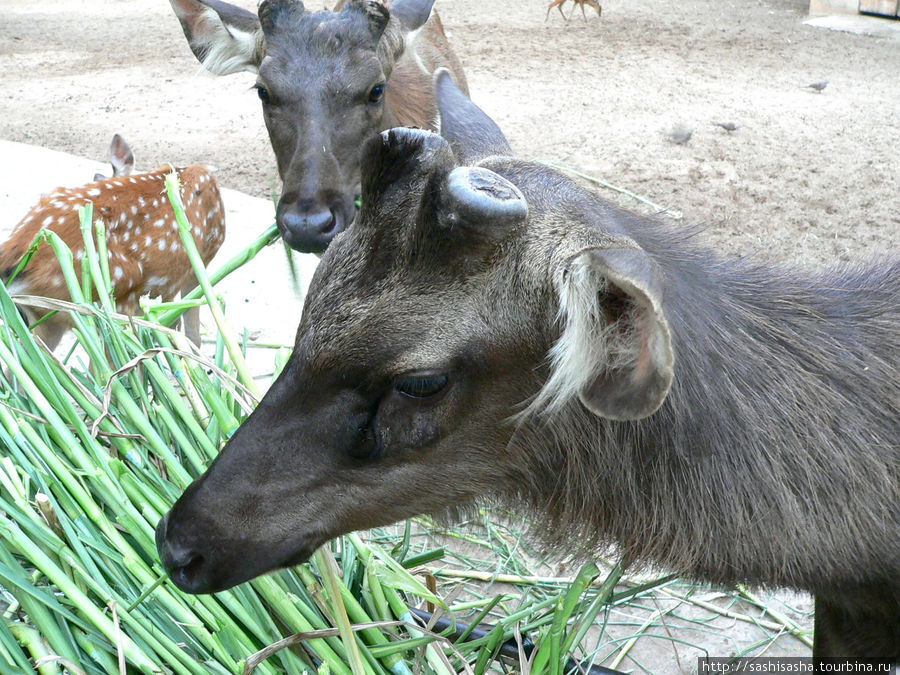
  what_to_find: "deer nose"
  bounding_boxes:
[156,513,208,593]
[277,194,343,254]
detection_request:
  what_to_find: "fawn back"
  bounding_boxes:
[0,139,225,349]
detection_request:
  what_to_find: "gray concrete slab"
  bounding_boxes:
[804,13,900,39]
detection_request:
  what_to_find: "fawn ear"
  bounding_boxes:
[169,0,263,75]
[109,134,135,177]
[537,245,674,421]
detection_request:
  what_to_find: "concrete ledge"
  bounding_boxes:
[804,12,900,37]
[809,0,858,15]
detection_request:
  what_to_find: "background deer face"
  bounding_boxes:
[169,0,458,253]
[256,0,405,252]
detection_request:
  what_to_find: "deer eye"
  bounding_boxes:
[254,84,270,104]
[394,373,449,399]
[368,83,385,104]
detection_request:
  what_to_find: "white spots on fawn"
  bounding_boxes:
[2,164,224,348]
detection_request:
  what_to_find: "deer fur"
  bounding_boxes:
[1,137,224,348]
[158,72,899,658]
[168,0,467,253]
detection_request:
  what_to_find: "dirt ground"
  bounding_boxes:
[1,0,898,672]
[2,0,898,266]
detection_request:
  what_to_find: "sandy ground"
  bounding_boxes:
[1,0,898,671]
[2,0,898,266]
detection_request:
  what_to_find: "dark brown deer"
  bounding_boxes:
[1,136,225,348]
[168,0,467,253]
[157,71,899,658]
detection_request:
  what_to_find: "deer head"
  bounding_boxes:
[169,0,444,253]
[157,70,673,593]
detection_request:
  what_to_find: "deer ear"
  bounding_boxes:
[170,0,263,74]
[388,0,435,30]
[109,134,135,177]
[434,166,527,233]
[537,246,674,421]
[434,68,513,164]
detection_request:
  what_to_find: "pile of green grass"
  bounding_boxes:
[0,174,811,674]
[0,177,608,674]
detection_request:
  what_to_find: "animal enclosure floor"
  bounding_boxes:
[1,0,896,268]
[1,0,896,671]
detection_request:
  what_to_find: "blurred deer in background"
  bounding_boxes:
[546,0,602,21]
[0,136,225,349]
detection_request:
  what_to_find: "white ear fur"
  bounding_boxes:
[525,246,674,421]
[194,8,260,75]
[524,253,619,417]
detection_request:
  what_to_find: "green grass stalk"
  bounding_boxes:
[153,223,280,328]
[164,172,260,397]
